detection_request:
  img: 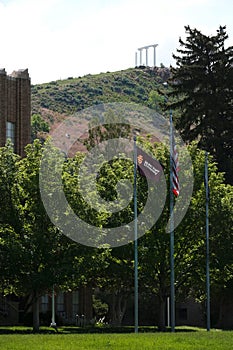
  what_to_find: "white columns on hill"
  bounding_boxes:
[135,44,158,67]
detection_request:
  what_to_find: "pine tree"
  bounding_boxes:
[170,25,233,183]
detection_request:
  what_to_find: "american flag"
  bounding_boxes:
[172,134,180,197]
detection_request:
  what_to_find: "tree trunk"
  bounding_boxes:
[158,296,166,331]
[32,290,40,332]
[216,295,225,329]
[108,292,127,326]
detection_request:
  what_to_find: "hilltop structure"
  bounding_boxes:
[135,44,158,67]
[0,68,31,156]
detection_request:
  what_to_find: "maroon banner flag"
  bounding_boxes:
[136,146,163,182]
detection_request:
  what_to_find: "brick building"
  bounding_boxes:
[0,287,93,326]
[0,68,31,156]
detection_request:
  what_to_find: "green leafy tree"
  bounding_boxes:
[0,144,23,294]
[93,157,135,326]
[138,140,233,330]
[8,140,91,331]
[31,114,49,141]
[187,148,233,327]
[102,246,134,326]
[0,225,22,295]
[0,143,21,231]
[78,109,135,325]
[62,151,136,326]
[170,25,233,183]
[147,90,166,112]
[61,152,113,288]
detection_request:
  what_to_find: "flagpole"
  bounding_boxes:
[170,110,175,332]
[134,135,138,333]
[50,285,56,328]
[205,151,210,331]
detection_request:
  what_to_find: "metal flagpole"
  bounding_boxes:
[50,285,56,328]
[134,136,138,333]
[167,296,170,327]
[205,151,210,331]
[170,110,175,332]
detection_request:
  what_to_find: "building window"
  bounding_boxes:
[178,307,188,321]
[57,292,64,313]
[72,290,79,316]
[41,295,49,313]
[6,121,15,146]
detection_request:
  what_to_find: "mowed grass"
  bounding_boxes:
[0,331,233,350]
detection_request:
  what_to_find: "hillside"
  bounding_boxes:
[31,66,170,131]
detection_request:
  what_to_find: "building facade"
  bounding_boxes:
[0,68,31,156]
[0,287,93,327]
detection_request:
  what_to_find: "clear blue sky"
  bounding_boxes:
[1,0,233,84]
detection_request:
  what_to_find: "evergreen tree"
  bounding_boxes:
[170,25,233,183]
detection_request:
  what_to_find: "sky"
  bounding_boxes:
[0,0,233,84]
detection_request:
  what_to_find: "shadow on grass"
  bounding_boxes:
[0,325,199,335]
[0,327,57,335]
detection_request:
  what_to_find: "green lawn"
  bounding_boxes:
[0,331,233,350]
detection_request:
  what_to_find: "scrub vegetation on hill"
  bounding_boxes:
[31,66,170,123]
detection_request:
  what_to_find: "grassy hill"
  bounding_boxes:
[31,66,170,130]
